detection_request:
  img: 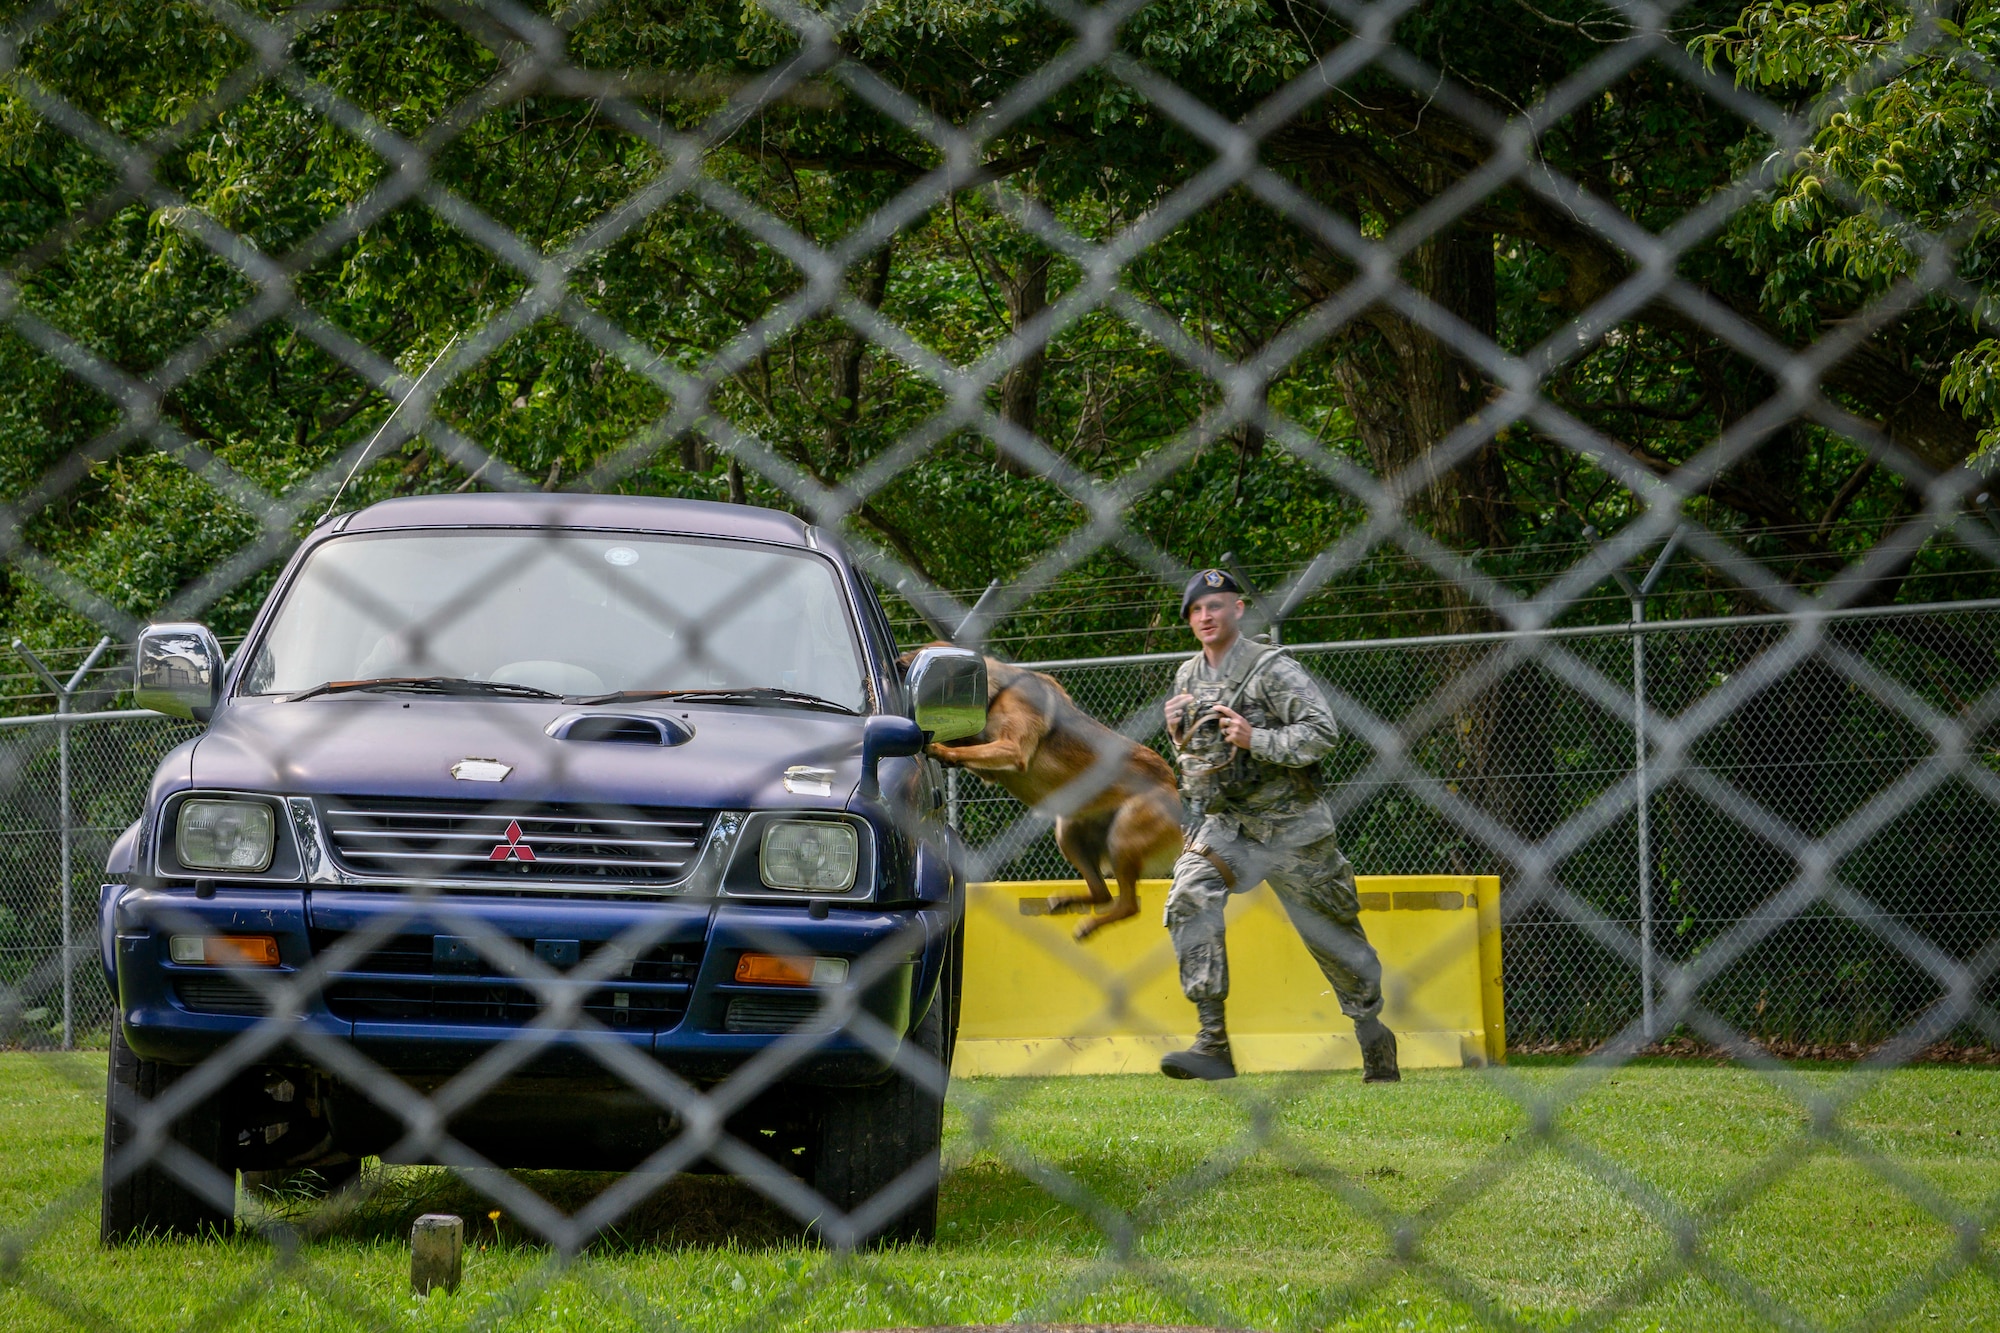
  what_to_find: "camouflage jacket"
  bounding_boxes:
[1170,635,1339,844]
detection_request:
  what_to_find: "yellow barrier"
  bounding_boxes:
[955,875,1504,1076]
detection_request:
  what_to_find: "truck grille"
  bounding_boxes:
[722,994,828,1034]
[320,798,709,885]
[175,975,270,1017]
[312,930,703,1031]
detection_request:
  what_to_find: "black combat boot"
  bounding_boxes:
[1356,1015,1399,1083]
[1160,1000,1236,1081]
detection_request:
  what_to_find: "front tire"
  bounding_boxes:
[810,979,950,1247]
[101,1022,232,1244]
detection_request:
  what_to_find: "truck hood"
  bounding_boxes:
[190,695,868,810]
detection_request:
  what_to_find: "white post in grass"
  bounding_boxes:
[411,1213,464,1294]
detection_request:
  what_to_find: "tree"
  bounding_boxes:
[0,0,1993,674]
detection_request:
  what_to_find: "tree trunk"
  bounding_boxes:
[1329,220,1505,574]
[992,251,1050,477]
[1000,252,1050,435]
[1322,197,1542,846]
[823,242,896,473]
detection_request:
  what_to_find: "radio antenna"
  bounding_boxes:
[318,332,460,524]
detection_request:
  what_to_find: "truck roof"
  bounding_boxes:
[334,492,815,546]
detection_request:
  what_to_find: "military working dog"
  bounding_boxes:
[904,648,1184,940]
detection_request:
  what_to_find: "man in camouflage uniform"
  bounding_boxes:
[1159,568,1398,1082]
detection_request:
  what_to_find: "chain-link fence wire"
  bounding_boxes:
[12,601,1996,1056]
[948,601,2000,1051]
[0,713,201,1046]
[0,0,1998,1327]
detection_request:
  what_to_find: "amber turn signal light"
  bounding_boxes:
[168,934,281,967]
[734,953,848,986]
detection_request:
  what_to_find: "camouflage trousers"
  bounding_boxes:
[1164,814,1384,1021]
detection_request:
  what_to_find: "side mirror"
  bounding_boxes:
[134,623,224,721]
[905,646,985,742]
[859,714,925,801]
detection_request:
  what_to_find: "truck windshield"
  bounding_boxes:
[240,530,868,711]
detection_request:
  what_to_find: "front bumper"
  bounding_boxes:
[110,884,950,1085]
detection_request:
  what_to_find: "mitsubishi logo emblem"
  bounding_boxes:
[489,821,536,862]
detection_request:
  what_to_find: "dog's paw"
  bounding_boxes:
[1074,914,1120,941]
[1072,902,1138,941]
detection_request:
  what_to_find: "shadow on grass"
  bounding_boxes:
[263,1166,806,1251]
[259,1157,1098,1254]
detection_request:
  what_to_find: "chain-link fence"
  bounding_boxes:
[5,0,2000,1327]
[0,710,199,1047]
[951,600,2000,1054]
[13,599,1995,1057]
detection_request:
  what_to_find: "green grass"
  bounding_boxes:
[2,1053,1997,1331]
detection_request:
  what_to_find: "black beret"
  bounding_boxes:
[1180,568,1243,619]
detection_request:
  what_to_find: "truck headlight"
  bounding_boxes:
[759,820,857,892]
[177,799,275,873]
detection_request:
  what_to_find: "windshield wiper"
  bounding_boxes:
[285,676,566,702]
[571,686,857,714]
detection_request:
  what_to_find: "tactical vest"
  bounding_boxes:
[1174,641,1321,818]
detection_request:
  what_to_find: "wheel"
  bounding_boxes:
[101,1022,232,1244]
[809,980,950,1247]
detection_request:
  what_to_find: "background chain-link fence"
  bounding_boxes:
[11,599,1995,1056]
[966,600,2000,1052]
[3,0,2000,1328]
[0,711,199,1047]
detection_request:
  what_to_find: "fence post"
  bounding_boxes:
[13,636,112,1050]
[1631,532,1683,1043]
[1221,551,1279,643]
[1630,597,1654,1043]
[1587,528,1682,1044]
[957,578,1001,644]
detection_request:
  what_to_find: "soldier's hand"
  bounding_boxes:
[1212,704,1253,749]
[1164,693,1195,742]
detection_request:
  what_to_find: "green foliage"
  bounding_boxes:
[0,0,1994,660]
[1706,2,2000,459]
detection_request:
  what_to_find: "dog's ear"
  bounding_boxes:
[896,639,956,669]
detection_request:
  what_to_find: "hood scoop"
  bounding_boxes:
[545,712,694,747]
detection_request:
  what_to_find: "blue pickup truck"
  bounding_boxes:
[98,493,985,1246]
